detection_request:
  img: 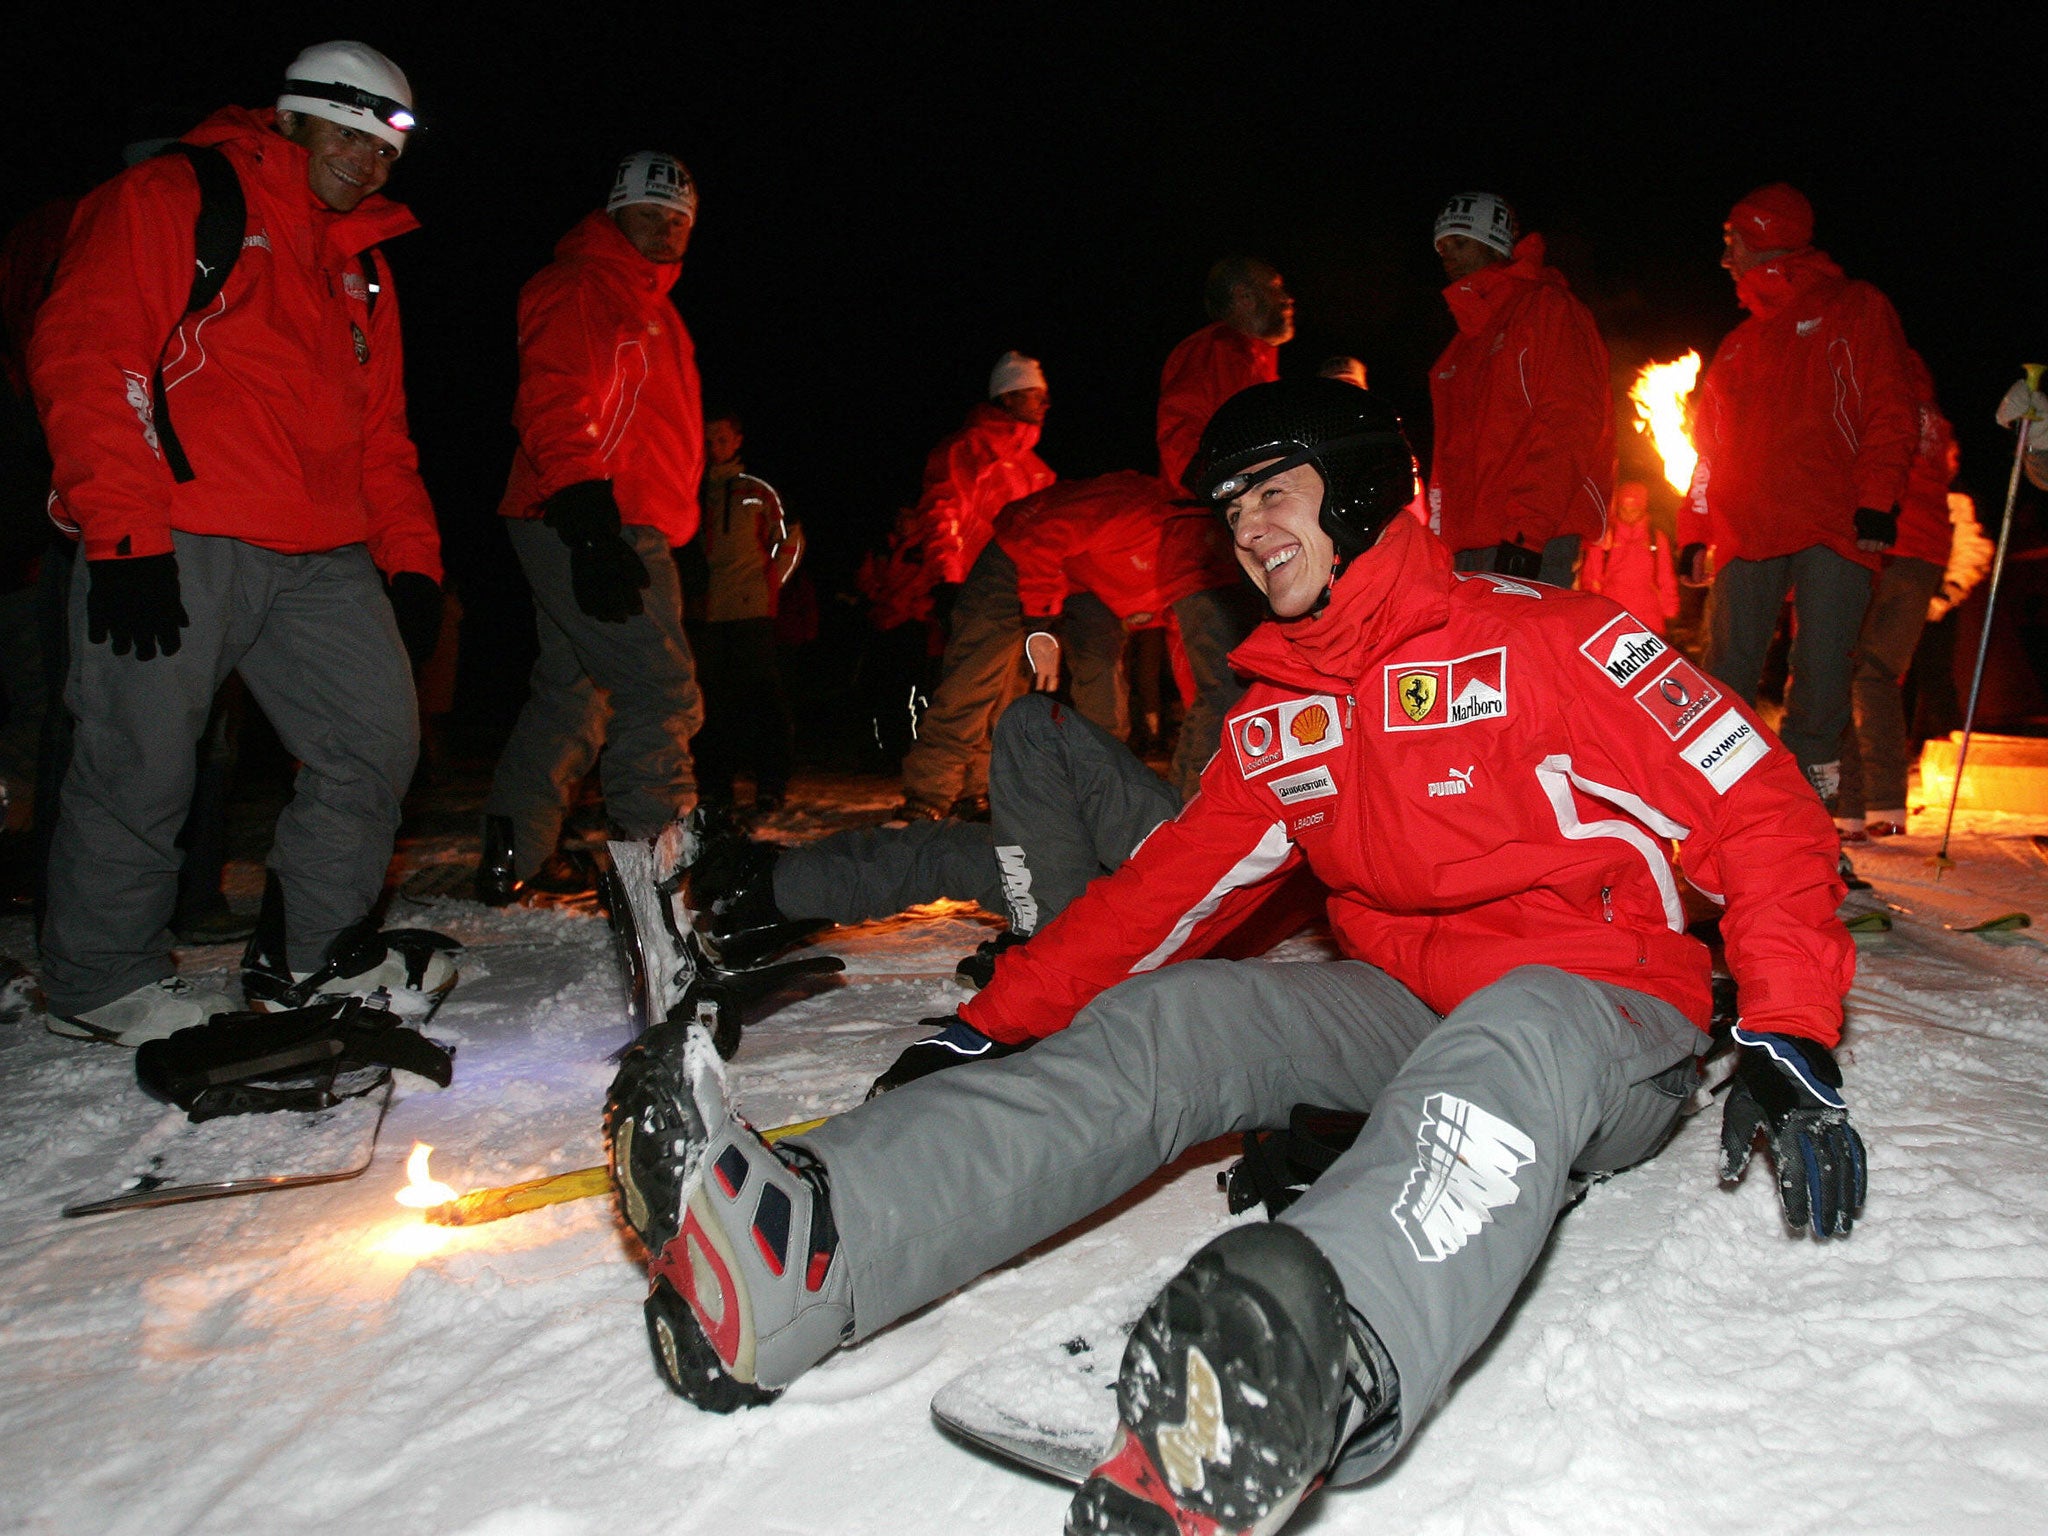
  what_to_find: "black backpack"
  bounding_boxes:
[148,142,380,483]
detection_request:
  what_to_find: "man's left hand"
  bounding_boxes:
[1853,506,1899,553]
[1720,1026,1867,1237]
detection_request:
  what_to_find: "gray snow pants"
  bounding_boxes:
[1454,534,1582,591]
[799,959,1702,1483]
[1704,544,1874,799]
[900,544,1124,811]
[486,518,702,876]
[1838,554,1944,819]
[774,694,1181,935]
[1165,585,1257,800]
[41,534,417,1014]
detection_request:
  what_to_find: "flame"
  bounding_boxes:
[1629,352,1701,495]
[395,1142,459,1209]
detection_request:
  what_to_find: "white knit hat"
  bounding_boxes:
[608,151,698,218]
[989,350,1047,399]
[277,41,416,153]
[1433,192,1519,258]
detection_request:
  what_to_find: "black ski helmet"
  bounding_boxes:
[1185,377,1418,560]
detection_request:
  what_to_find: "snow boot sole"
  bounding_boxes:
[644,1274,780,1413]
[604,1019,711,1260]
[1067,1225,1351,1536]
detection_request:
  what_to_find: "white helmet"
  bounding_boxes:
[608,151,698,218]
[278,41,416,153]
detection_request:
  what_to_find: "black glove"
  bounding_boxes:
[867,1016,1025,1099]
[86,551,188,660]
[1720,1026,1867,1237]
[1487,540,1543,580]
[1853,506,1899,549]
[1677,541,1711,587]
[543,480,648,622]
[385,570,443,671]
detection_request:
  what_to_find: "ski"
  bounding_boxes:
[62,1079,393,1216]
[1944,912,2031,934]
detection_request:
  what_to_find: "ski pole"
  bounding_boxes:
[1933,363,2044,874]
[420,1115,830,1227]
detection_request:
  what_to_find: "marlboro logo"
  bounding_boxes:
[1383,648,1507,732]
[1579,614,1669,688]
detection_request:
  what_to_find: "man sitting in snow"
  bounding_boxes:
[607,380,1865,1536]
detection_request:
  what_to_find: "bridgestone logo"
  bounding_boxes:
[1392,1094,1535,1263]
[1580,614,1670,688]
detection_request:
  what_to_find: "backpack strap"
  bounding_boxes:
[150,143,246,484]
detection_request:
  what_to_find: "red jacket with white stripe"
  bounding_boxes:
[1156,322,1279,490]
[1683,248,1917,573]
[916,402,1054,585]
[1427,235,1613,556]
[993,470,1242,621]
[964,513,1851,1048]
[500,211,702,546]
[1891,351,1956,567]
[29,108,440,578]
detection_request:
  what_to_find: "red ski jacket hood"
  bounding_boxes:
[993,470,1241,621]
[499,210,703,546]
[913,401,1054,585]
[1685,247,1917,571]
[1427,233,1614,556]
[1156,321,1280,490]
[965,511,1851,1050]
[29,106,439,577]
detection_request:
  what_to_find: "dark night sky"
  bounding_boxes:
[8,3,2042,594]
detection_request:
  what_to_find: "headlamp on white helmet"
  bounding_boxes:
[278,40,417,152]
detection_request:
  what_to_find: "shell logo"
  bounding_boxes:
[1290,704,1330,746]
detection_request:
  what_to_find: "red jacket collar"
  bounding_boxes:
[1733,246,1843,318]
[184,105,420,254]
[1441,232,1566,333]
[1226,514,1454,693]
[554,209,681,295]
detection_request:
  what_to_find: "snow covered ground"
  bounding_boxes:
[2,776,2046,1536]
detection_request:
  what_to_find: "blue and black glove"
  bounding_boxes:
[1720,1026,1867,1237]
[867,1016,1024,1099]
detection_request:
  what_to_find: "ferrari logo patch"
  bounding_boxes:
[1395,672,1438,723]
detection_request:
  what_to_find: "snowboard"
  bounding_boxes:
[62,1077,393,1216]
[930,1272,1167,1484]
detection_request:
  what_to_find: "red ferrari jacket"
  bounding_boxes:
[1892,352,1956,567]
[993,470,1241,621]
[965,513,1851,1049]
[1684,248,1917,572]
[1156,322,1279,490]
[500,211,702,547]
[29,108,439,578]
[1428,235,1613,556]
[916,402,1053,585]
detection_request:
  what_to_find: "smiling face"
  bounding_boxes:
[1223,460,1336,619]
[613,202,694,263]
[277,111,395,212]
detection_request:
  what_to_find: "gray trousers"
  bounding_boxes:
[486,518,702,875]
[774,694,1181,935]
[41,534,416,1014]
[1839,555,1944,818]
[901,544,1124,810]
[1166,586,1257,799]
[799,960,1700,1482]
[1704,544,1874,791]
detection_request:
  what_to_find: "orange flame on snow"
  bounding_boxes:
[1629,352,1701,495]
[395,1143,459,1209]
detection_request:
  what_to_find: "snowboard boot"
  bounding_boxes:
[606,810,717,1033]
[1066,1224,1398,1536]
[48,975,235,1046]
[241,873,460,1019]
[688,837,827,970]
[476,814,521,907]
[478,816,596,907]
[606,1019,853,1410]
[954,928,1025,990]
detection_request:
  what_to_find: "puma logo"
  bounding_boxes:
[1154,1346,1231,1494]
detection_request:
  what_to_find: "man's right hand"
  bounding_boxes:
[1677,542,1711,587]
[867,1016,1025,1099]
[86,552,188,661]
[543,480,649,622]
